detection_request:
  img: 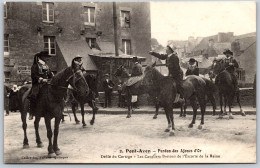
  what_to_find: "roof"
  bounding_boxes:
[56,39,97,71]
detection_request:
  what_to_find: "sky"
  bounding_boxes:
[150,1,256,46]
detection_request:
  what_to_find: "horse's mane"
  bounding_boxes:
[51,67,72,86]
[150,66,164,80]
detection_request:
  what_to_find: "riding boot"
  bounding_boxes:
[29,98,36,120]
[176,82,185,104]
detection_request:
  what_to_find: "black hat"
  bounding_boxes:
[223,49,233,55]
[37,51,52,58]
[188,58,196,63]
[133,56,138,62]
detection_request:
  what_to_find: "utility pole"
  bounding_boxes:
[113,2,119,56]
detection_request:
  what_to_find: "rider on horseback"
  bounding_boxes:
[223,49,239,90]
[149,44,184,103]
[131,56,143,77]
[186,58,199,76]
[28,51,53,120]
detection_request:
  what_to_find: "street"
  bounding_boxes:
[4,112,256,163]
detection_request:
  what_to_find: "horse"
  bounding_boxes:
[114,65,149,118]
[18,66,89,157]
[212,59,245,118]
[66,73,99,127]
[143,63,217,136]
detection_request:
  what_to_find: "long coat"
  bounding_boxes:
[131,63,143,77]
[186,68,199,76]
[150,52,182,81]
[224,57,239,73]
[30,63,53,99]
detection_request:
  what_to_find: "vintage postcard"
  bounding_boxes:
[3,1,256,163]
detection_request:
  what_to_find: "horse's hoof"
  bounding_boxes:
[37,143,44,148]
[90,120,94,125]
[179,115,182,117]
[229,115,234,119]
[241,109,246,116]
[218,115,223,119]
[82,124,87,128]
[55,149,62,155]
[164,128,170,132]
[48,152,56,158]
[126,115,131,118]
[188,124,193,128]
[76,121,80,124]
[198,125,203,130]
[23,144,29,149]
[183,115,186,117]
[169,131,175,136]
[153,116,157,119]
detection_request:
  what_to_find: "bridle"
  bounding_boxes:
[65,69,88,93]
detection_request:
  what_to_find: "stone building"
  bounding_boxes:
[4,2,151,88]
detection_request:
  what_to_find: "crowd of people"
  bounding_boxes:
[4,46,240,116]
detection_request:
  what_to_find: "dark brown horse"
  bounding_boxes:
[19,67,89,157]
[143,63,217,136]
[212,59,245,118]
[114,65,186,119]
[114,65,149,118]
[66,73,99,127]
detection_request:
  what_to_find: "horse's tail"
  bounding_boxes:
[202,77,218,94]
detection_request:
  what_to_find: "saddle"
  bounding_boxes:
[125,76,144,86]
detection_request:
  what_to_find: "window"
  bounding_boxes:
[120,11,130,28]
[42,2,54,23]
[86,38,99,49]
[44,36,56,55]
[4,34,9,55]
[84,7,95,26]
[4,2,7,19]
[4,72,10,82]
[122,39,131,55]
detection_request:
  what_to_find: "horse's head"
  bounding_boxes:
[212,59,225,75]
[143,62,157,86]
[66,68,89,96]
[114,65,130,78]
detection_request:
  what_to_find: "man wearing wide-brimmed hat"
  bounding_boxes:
[149,44,184,103]
[102,74,114,108]
[223,49,239,89]
[28,51,54,120]
[71,55,84,71]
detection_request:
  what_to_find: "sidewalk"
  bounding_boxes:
[64,105,257,115]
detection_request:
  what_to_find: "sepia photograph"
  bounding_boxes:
[3,1,256,164]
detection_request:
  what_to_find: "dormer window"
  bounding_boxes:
[120,11,130,28]
[42,2,54,23]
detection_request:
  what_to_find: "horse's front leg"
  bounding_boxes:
[44,117,55,157]
[153,97,159,119]
[224,95,228,115]
[21,111,29,148]
[219,92,224,118]
[80,103,86,127]
[72,103,80,124]
[89,100,97,125]
[189,95,197,128]
[208,94,216,116]
[34,116,43,148]
[228,95,234,119]
[164,107,171,132]
[236,90,245,116]
[53,117,62,155]
[198,96,206,129]
[169,107,175,136]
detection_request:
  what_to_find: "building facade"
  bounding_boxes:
[4,2,151,85]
